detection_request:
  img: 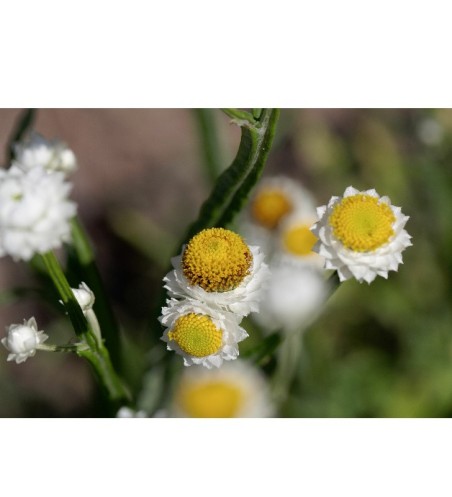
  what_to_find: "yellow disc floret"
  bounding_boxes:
[329,194,396,252]
[251,189,293,229]
[178,380,244,417]
[168,313,223,358]
[182,228,252,292]
[283,223,318,256]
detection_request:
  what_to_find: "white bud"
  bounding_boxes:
[72,282,95,312]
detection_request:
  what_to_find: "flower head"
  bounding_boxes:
[1,317,48,364]
[171,360,275,417]
[311,186,412,283]
[159,299,248,369]
[13,131,77,175]
[163,228,269,317]
[0,165,76,261]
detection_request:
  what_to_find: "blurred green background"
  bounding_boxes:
[0,109,451,417]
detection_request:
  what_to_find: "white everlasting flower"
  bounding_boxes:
[116,407,147,418]
[239,176,317,257]
[252,262,329,334]
[1,317,48,364]
[0,165,76,261]
[311,186,412,284]
[163,227,269,317]
[13,131,77,175]
[159,298,248,369]
[171,360,275,417]
[71,282,95,312]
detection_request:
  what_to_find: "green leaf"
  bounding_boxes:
[184,108,280,241]
[7,109,36,163]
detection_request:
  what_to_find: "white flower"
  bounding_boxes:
[13,131,77,174]
[252,262,329,334]
[159,298,248,369]
[163,228,269,317]
[116,407,147,418]
[170,360,275,417]
[239,176,317,257]
[1,317,48,364]
[71,282,95,312]
[0,165,76,261]
[311,186,412,284]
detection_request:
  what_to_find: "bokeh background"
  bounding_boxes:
[0,108,451,417]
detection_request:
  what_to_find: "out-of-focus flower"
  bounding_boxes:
[160,299,248,369]
[1,317,48,364]
[0,165,76,261]
[116,407,147,418]
[71,282,95,312]
[13,131,77,175]
[275,210,324,268]
[311,186,412,283]
[252,262,329,334]
[171,360,275,417]
[240,176,317,257]
[163,227,269,317]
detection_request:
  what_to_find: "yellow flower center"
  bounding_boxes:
[329,194,396,252]
[283,223,318,256]
[251,189,293,229]
[182,228,252,292]
[168,313,223,357]
[178,380,244,417]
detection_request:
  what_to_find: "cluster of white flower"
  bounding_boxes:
[0,132,77,261]
[240,176,329,335]
[159,227,269,368]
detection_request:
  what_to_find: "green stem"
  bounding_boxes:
[41,251,88,336]
[69,217,121,368]
[40,251,130,403]
[193,109,224,183]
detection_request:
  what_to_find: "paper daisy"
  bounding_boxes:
[170,360,275,417]
[13,131,77,175]
[1,317,49,364]
[0,165,76,261]
[311,186,412,283]
[252,262,329,334]
[163,227,269,317]
[159,298,248,368]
